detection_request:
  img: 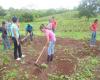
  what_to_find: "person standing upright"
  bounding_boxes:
[51,16,57,32]
[90,19,98,47]
[11,16,25,60]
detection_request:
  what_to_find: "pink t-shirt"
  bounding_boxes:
[44,29,56,41]
[91,23,98,32]
[52,20,57,29]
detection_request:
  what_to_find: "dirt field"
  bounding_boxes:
[0,36,100,80]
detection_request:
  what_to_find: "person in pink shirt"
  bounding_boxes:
[90,19,98,47]
[40,24,56,63]
[52,16,57,32]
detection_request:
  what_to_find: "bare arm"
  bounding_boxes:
[45,35,49,47]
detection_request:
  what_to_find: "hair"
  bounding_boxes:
[2,21,6,25]
[12,16,17,23]
[94,19,98,23]
[40,24,45,30]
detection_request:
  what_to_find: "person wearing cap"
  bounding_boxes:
[11,16,25,61]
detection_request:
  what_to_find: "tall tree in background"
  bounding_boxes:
[78,0,100,20]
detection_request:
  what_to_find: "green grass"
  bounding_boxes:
[1,11,100,40]
[19,30,100,40]
[17,11,100,40]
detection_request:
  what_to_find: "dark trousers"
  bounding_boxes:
[2,36,10,49]
[12,37,22,59]
[27,31,33,41]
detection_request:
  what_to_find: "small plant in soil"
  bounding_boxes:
[40,63,48,69]
[3,69,18,80]
[48,74,69,80]
[2,54,10,65]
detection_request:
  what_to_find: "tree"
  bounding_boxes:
[97,0,100,12]
[0,6,6,16]
[78,0,100,20]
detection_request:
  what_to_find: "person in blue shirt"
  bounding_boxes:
[11,16,25,61]
[25,24,33,41]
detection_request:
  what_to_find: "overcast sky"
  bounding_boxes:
[0,0,81,10]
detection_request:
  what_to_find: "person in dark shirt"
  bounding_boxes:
[25,24,33,41]
[0,21,10,50]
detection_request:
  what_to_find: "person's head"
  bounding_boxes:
[40,24,45,32]
[2,21,6,27]
[94,19,98,24]
[12,16,17,23]
[52,16,55,19]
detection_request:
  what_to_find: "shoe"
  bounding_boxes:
[47,55,51,63]
[22,55,26,58]
[16,58,21,61]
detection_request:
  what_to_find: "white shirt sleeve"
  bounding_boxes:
[47,23,52,30]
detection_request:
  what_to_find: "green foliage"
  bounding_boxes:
[48,74,69,80]
[40,63,48,69]
[3,69,18,80]
[70,57,99,80]
[20,12,33,22]
[2,54,10,65]
[78,0,99,19]
[4,8,34,22]
[3,8,68,22]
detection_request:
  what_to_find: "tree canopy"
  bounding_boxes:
[78,0,100,19]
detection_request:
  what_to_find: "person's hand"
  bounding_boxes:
[17,41,19,45]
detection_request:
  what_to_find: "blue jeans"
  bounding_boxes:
[90,31,96,45]
[48,41,55,56]
[2,36,10,49]
[7,27,11,37]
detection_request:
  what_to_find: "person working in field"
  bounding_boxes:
[40,24,56,63]
[0,21,11,50]
[51,16,57,32]
[90,19,98,47]
[25,24,33,41]
[11,16,25,60]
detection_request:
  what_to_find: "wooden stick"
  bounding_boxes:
[21,34,30,42]
[35,46,46,64]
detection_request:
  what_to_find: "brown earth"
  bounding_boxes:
[0,36,100,80]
